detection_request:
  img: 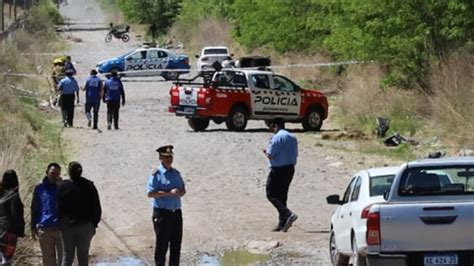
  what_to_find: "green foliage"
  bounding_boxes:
[231,0,329,52]
[25,0,63,33]
[116,0,182,37]
[323,0,474,89]
[229,0,474,88]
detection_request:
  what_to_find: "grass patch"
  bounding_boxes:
[360,143,416,161]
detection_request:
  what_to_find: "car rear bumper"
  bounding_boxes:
[169,105,226,117]
[367,254,407,266]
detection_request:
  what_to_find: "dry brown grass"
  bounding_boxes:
[337,64,427,136]
[428,51,474,148]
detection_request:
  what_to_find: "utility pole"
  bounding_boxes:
[1,0,4,32]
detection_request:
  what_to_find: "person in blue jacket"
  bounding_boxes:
[30,163,63,266]
[103,70,125,130]
[82,70,103,130]
[58,69,80,127]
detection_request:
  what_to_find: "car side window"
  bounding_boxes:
[158,51,168,58]
[251,74,270,89]
[273,75,296,92]
[129,51,146,60]
[342,178,356,204]
[148,50,158,59]
[350,177,362,202]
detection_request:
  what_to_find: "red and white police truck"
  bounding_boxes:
[168,69,328,132]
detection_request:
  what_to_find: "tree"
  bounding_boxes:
[323,0,474,89]
[117,0,182,37]
[231,0,329,52]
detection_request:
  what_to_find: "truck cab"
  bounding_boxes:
[169,69,328,132]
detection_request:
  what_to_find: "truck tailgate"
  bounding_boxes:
[380,201,474,252]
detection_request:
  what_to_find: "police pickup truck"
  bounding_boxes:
[365,157,474,266]
[168,69,328,131]
[96,47,190,80]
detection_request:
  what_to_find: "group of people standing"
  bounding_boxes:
[2,93,298,266]
[146,118,299,265]
[53,57,126,130]
[0,162,101,266]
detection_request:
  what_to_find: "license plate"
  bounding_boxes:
[424,254,458,266]
[183,107,195,114]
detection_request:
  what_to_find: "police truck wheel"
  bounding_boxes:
[188,118,209,132]
[302,107,323,131]
[121,34,130,42]
[226,106,248,131]
[105,34,112,42]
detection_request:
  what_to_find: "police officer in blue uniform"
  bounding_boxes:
[263,118,298,232]
[147,145,186,266]
[103,70,125,130]
[58,69,80,127]
[82,69,103,129]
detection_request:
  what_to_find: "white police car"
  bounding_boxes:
[96,47,190,80]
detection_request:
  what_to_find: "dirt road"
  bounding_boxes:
[54,1,397,265]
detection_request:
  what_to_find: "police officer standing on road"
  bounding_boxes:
[82,69,103,130]
[103,70,125,130]
[58,69,80,127]
[263,118,298,232]
[147,145,186,266]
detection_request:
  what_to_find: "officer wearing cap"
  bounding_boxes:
[263,118,298,232]
[58,69,80,127]
[147,145,186,266]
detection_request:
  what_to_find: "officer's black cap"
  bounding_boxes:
[156,145,174,156]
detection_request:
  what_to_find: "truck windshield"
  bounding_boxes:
[399,166,474,196]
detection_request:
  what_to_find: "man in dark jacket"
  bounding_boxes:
[104,70,125,130]
[31,163,63,266]
[0,170,25,265]
[57,162,101,266]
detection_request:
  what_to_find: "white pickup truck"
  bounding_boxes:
[366,157,474,266]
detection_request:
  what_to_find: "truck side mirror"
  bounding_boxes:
[326,195,342,205]
[383,190,390,200]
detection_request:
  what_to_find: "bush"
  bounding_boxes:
[25,1,63,33]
